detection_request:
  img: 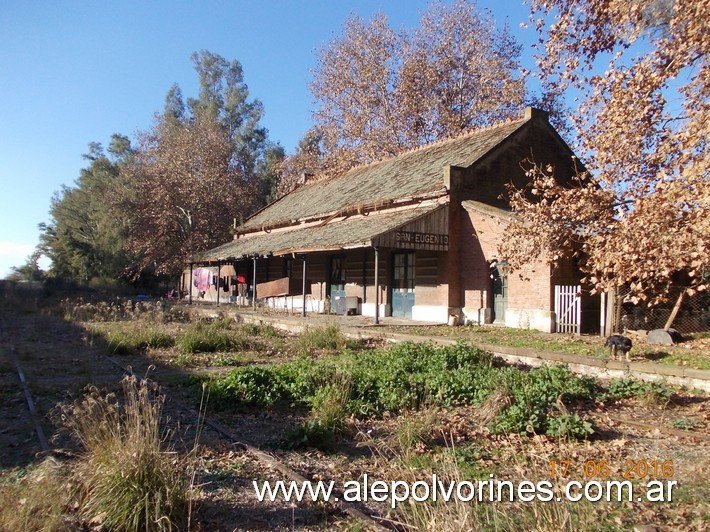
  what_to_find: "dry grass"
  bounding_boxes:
[474,386,513,426]
[393,406,439,456]
[296,323,353,353]
[60,376,192,531]
[0,457,73,531]
[387,439,595,532]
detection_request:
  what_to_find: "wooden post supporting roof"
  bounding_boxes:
[445,166,466,310]
[374,247,380,325]
[302,256,307,317]
[216,262,221,306]
[188,263,193,305]
[252,257,257,310]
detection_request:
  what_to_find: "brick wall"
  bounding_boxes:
[461,204,552,312]
[415,251,448,306]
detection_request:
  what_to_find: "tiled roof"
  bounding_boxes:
[240,116,529,231]
[196,204,442,261]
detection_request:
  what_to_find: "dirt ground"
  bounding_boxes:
[0,297,708,530]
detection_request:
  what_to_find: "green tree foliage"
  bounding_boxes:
[6,251,44,283]
[39,135,133,284]
[187,50,268,180]
[258,143,286,205]
[123,51,271,278]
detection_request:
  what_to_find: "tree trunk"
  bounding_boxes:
[663,290,685,331]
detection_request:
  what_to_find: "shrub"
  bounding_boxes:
[282,419,336,449]
[491,364,596,436]
[547,413,594,441]
[61,376,190,531]
[296,323,350,352]
[105,326,174,355]
[604,377,673,405]
[177,321,234,353]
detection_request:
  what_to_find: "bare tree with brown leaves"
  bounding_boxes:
[501,0,709,304]
[122,52,268,279]
[294,0,527,181]
[124,113,257,278]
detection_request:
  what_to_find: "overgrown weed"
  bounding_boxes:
[0,458,72,531]
[603,377,674,406]
[393,406,439,456]
[60,376,192,531]
[178,321,235,353]
[177,319,264,354]
[386,438,595,531]
[283,377,352,449]
[104,326,175,355]
[296,323,355,353]
[209,342,596,439]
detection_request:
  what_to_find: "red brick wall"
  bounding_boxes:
[415,251,448,306]
[461,205,552,311]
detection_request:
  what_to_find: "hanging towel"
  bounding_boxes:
[195,268,213,292]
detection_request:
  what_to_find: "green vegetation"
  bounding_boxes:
[546,413,594,441]
[382,324,710,370]
[603,377,674,406]
[284,374,353,449]
[105,326,175,354]
[178,320,237,353]
[207,342,598,441]
[177,318,266,354]
[668,417,704,431]
[295,323,355,353]
[242,322,279,338]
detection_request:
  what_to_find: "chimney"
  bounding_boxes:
[298,171,314,186]
[524,107,549,122]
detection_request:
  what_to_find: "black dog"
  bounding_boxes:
[605,334,632,361]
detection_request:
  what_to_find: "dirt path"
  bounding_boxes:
[1,302,708,530]
[0,306,369,529]
[0,308,119,467]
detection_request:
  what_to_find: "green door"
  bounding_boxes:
[392,252,415,319]
[329,256,346,308]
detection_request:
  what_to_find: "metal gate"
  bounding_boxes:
[555,285,581,334]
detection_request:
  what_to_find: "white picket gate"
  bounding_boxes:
[554,285,581,334]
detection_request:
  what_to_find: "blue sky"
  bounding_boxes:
[0,0,538,278]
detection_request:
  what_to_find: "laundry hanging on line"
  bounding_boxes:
[193,268,214,293]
